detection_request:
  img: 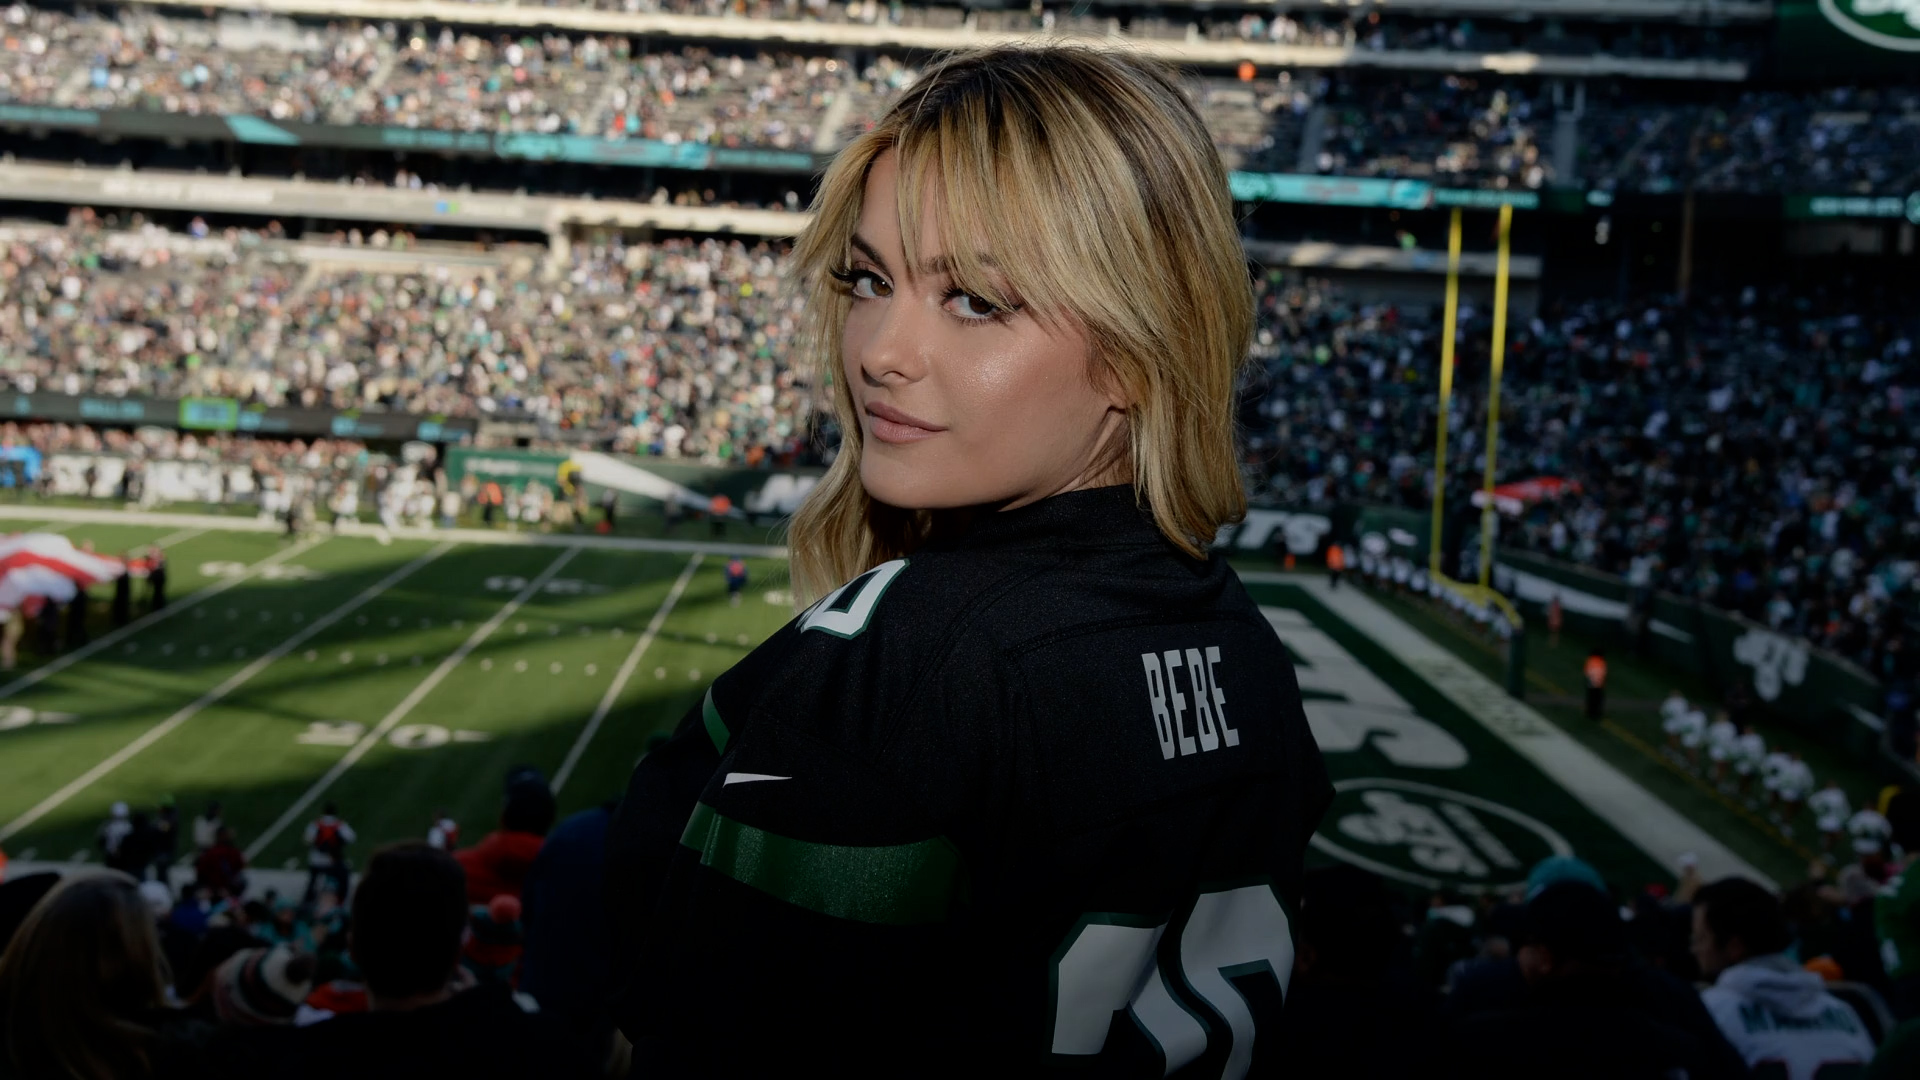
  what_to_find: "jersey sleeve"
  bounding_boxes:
[607,662,982,1075]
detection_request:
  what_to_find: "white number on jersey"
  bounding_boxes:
[1049,884,1292,1079]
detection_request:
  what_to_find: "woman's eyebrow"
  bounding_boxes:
[849,234,892,276]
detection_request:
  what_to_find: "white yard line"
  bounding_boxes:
[0,535,328,703]
[553,553,703,793]
[0,542,453,845]
[0,503,786,559]
[1251,573,1774,888]
[150,527,209,548]
[244,547,582,859]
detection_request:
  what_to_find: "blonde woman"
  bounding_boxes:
[607,45,1328,1077]
[0,872,210,1080]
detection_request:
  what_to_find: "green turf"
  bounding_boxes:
[0,522,793,869]
[1344,580,1876,887]
[1247,582,1672,894]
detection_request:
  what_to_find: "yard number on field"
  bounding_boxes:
[296,721,491,748]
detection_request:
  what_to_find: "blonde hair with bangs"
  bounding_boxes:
[787,45,1253,603]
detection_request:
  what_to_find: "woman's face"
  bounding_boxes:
[840,151,1128,512]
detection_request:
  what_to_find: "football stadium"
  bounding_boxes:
[0,0,1915,1073]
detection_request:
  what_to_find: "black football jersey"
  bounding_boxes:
[605,485,1330,1078]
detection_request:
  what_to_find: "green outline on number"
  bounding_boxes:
[1168,878,1293,1072]
[1044,909,1179,1065]
[678,801,964,924]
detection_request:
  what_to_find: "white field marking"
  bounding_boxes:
[1266,575,1775,889]
[150,527,208,548]
[553,553,702,793]
[723,773,790,786]
[0,535,326,704]
[0,542,452,846]
[244,547,581,859]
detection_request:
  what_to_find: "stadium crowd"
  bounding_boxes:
[8,772,1920,1076]
[0,212,811,467]
[8,6,1908,191]
[1243,273,1919,677]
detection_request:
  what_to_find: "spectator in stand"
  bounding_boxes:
[301,803,356,902]
[99,800,134,872]
[454,768,555,904]
[152,797,180,881]
[193,826,248,898]
[1440,881,1748,1079]
[211,843,595,1079]
[425,810,459,852]
[0,872,214,1079]
[1693,877,1875,1076]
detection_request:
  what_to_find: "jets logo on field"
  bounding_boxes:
[1310,779,1570,892]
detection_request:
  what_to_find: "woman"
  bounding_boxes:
[0,872,210,1079]
[606,45,1329,1077]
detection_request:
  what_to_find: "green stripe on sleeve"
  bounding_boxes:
[702,688,729,754]
[679,802,964,925]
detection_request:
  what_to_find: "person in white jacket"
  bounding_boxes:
[1691,877,1873,1079]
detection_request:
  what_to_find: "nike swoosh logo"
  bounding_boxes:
[723,772,792,786]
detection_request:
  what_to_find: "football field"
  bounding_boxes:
[0,506,1783,894]
[0,508,792,873]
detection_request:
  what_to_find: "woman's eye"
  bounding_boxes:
[849,271,890,299]
[945,291,1002,321]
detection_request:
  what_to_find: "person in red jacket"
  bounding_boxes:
[454,768,556,904]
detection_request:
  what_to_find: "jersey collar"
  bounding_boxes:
[936,485,1172,553]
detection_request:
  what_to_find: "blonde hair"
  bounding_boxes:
[787,45,1254,603]
[0,872,170,1080]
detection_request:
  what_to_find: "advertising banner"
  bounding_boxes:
[0,392,476,443]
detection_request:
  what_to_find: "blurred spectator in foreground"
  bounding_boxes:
[213,843,594,1079]
[455,767,555,904]
[1441,881,1748,1079]
[0,872,213,1079]
[1694,876,1875,1075]
[0,872,59,957]
[1276,864,1437,1078]
[1877,791,1920,1019]
[520,802,619,1065]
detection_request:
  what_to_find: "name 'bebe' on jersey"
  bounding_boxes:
[1140,646,1239,761]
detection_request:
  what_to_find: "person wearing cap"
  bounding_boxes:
[1441,881,1749,1079]
[212,945,317,1028]
[1692,877,1874,1078]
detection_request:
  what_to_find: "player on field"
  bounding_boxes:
[1662,691,1692,755]
[1733,724,1767,797]
[606,47,1331,1077]
[723,558,748,608]
[1704,711,1738,787]
[1850,806,1893,860]
[1807,781,1851,854]
[1676,707,1709,769]
[1772,753,1815,835]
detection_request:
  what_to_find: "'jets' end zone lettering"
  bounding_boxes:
[1141,646,1239,760]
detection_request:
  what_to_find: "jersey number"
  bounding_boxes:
[1049,884,1292,1079]
[799,559,908,639]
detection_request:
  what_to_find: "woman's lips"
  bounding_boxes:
[864,401,946,445]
